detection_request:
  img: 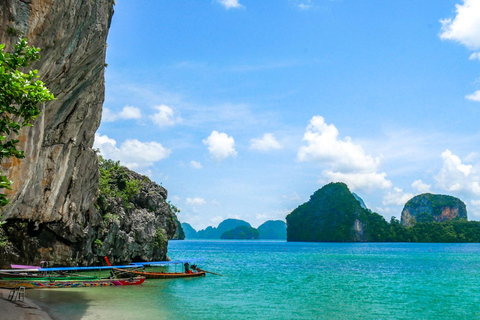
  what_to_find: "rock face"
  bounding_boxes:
[172,217,185,240]
[286,183,389,242]
[181,223,198,239]
[2,158,180,266]
[400,193,467,227]
[0,0,114,266]
[92,164,178,265]
[0,0,113,226]
[0,1,179,267]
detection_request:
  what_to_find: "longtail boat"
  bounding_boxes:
[106,257,207,279]
[112,268,206,279]
[0,276,145,289]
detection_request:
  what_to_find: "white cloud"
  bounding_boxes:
[282,192,302,201]
[94,133,117,147]
[150,104,182,127]
[298,116,390,191]
[439,0,480,50]
[210,216,225,226]
[435,149,480,197]
[292,0,316,10]
[102,108,116,122]
[217,0,244,9]
[102,106,141,122]
[469,52,480,61]
[185,197,206,206]
[250,133,282,151]
[470,200,480,219]
[471,199,480,207]
[322,171,392,192]
[466,90,480,102]
[119,106,142,120]
[254,209,290,224]
[94,133,171,170]
[382,187,414,206]
[203,131,237,161]
[465,152,480,162]
[298,116,380,173]
[170,195,181,203]
[411,179,431,193]
[190,161,203,169]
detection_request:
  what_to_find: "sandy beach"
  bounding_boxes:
[0,288,53,320]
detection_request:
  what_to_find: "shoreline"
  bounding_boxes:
[0,288,54,320]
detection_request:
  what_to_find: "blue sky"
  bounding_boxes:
[94,0,480,230]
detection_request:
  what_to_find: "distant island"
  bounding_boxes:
[182,219,287,240]
[181,183,478,243]
[221,226,259,239]
[286,182,480,243]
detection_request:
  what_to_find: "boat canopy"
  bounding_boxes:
[129,258,204,267]
[10,264,40,269]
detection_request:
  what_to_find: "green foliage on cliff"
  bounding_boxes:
[221,226,260,239]
[0,39,54,208]
[97,155,141,211]
[395,219,480,242]
[154,227,167,248]
[286,183,370,242]
[286,183,480,243]
[402,193,467,225]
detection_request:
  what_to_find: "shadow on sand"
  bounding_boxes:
[27,289,91,320]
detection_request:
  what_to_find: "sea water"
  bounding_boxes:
[28,241,480,319]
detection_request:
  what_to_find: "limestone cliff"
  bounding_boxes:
[400,193,467,227]
[0,0,114,266]
[0,1,179,266]
[286,183,390,242]
[92,159,178,264]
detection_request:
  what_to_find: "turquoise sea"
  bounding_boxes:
[29,241,480,319]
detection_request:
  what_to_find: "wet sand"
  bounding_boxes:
[0,288,53,320]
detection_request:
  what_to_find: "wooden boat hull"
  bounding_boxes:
[114,268,206,279]
[0,277,145,289]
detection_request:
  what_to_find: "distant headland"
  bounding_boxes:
[286,182,479,243]
[181,219,287,240]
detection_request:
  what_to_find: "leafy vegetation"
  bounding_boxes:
[96,155,141,212]
[0,39,54,247]
[0,39,54,208]
[221,226,259,240]
[287,183,363,242]
[287,183,480,243]
[154,227,167,248]
[403,193,467,224]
